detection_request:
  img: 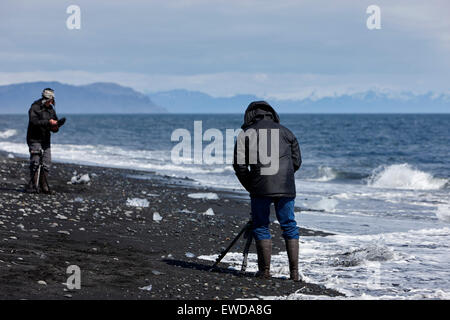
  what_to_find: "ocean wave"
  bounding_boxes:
[367,163,448,190]
[311,197,339,212]
[330,244,395,267]
[436,205,450,223]
[311,166,367,182]
[0,141,233,175]
[312,166,337,181]
[0,129,17,139]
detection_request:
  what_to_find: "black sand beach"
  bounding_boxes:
[0,153,342,300]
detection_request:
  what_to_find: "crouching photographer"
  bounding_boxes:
[25,88,65,194]
[233,101,302,281]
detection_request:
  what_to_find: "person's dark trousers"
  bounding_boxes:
[250,196,299,240]
[251,196,300,280]
[28,142,51,193]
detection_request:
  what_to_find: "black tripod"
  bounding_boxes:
[211,218,254,273]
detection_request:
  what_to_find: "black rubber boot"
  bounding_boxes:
[25,179,37,193]
[40,170,51,194]
[255,239,272,279]
[25,168,40,193]
[285,239,300,281]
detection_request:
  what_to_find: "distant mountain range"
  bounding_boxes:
[148,90,259,113]
[0,82,166,114]
[0,82,448,114]
[149,89,450,113]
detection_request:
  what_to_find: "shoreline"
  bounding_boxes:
[0,153,340,299]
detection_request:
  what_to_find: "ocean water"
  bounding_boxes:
[1,113,449,299]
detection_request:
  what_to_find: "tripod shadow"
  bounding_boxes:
[163,259,256,278]
[0,185,27,193]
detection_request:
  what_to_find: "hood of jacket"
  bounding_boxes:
[242,101,280,129]
[33,98,56,109]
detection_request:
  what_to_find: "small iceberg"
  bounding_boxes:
[74,197,84,203]
[179,209,195,214]
[69,174,91,185]
[201,208,215,216]
[139,284,152,291]
[188,192,219,200]
[126,198,149,208]
[153,212,163,222]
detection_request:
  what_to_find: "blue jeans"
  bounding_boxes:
[250,196,299,240]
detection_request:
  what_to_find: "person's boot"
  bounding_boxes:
[285,239,300,281]
[255,239,272,279]
[40,170,51,194]
[25,169,40,193]
[25,179,37,193]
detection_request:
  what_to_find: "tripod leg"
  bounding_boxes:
[211,221,251,269]
[241,233,253,273]
[36,165,41,194]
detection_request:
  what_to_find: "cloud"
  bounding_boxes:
[0,1,449,99]
[385,1,450,51]
[1,1,448,73]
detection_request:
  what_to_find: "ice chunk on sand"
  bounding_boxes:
[153,212,163,222]
[126,198,149,208]
[179,209,195,214]
[188,192,219,200]
[185,252,195,258]
[201,208,215,216]
[70,174,91,185]
[139,285,152,291]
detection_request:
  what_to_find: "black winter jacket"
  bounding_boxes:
[233,101,301,198]
[27,99,58,146]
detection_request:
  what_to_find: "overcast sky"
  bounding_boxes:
[0,0,449,99]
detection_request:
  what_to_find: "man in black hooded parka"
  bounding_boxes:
[233,101,302,281]
[25,88,59,193]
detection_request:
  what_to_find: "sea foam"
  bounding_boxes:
[312,198,339,212]
[0,129,17,139]
[368,163,447,190]
[436,205,450,223]
[199,227,450,299]
[314,166,338,181]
